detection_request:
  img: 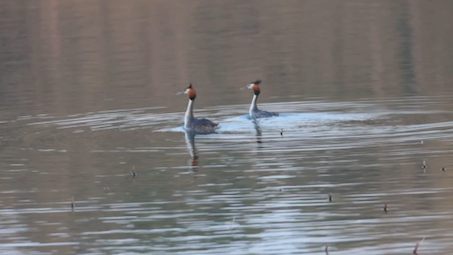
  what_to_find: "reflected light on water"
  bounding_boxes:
[1,0,453,254]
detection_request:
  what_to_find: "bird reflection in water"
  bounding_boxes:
[184,130,199,170]
[253,121,263,146]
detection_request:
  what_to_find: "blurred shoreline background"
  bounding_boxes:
[1,1,453,254]
[1,0,452,117]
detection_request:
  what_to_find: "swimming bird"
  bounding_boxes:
[242,80,279,119]
[180,84,218,133]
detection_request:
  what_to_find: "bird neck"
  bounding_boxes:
[185,99,194,125]
[250,94,258,113]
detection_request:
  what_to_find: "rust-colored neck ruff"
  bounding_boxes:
[253,84,260,96]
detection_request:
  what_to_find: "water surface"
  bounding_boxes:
[1,1,453,254]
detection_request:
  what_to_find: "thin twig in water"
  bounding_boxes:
[228,216,236,230]
[413,237,425,254]
[145,135,153,143]
[132,166,137,178]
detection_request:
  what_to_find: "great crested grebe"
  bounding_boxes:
[242,80,279,119]
[181,84,218,133]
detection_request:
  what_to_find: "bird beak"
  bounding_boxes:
[176,91,184,95]
[241,83,253,90]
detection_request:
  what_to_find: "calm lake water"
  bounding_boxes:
[1,1,453,254]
